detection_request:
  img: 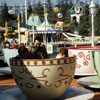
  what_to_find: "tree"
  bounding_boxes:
[69,20,78,33]
[63,0,73,24]
[47,0,57,24]
[77,4,90,36]
[94,6,100,36]
[0,3,16,26]
[27,1,33,17]
[33,1,44,21]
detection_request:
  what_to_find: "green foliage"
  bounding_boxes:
[77,4,90,36]
[94,7,100,36]
[27,1,33,17]
[78,15,90,36]
[47,0,57,24]
[0,3,15,26]
[69,20,78,33]
[64,8,71,24]
[33,1,44,21]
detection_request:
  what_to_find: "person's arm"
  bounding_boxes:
[40,46,48,59]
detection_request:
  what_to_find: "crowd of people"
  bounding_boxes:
[4,35,68,59]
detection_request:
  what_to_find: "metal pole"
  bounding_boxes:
[43,1,46,28]
[91,14,94,47]
[21,4,24,23]
[43,1,46,43]
[32,25,35,43]
[18,13,21,44]
[25,0,27,25]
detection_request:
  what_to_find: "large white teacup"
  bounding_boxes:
[10,55,76,100]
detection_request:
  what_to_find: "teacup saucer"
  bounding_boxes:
[0,86,94,100]
[77,75,100,89]
[0,67,11,75]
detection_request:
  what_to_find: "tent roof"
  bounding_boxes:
[36,15,55,31]
[27,15,42,26]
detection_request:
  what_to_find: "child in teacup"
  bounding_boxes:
[56,47,68,58]
[14,44,28,59]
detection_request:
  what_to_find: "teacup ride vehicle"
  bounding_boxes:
[46,39,100,76]
[77,50,100,89]
[10,55,76,100]
[1,48,18,74]
[68,47,100,76]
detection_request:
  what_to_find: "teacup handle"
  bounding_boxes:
[91,50,100,79]
[94,51,100,78]
[90,51,97,72]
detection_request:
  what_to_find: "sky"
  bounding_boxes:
[0,0,100,7]
[0,0,58,6]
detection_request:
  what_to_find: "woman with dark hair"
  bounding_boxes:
[4,41,11,49]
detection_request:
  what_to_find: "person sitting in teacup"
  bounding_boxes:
[14,44,28,59]
[11,35,17,45]
[56,47,68,58]
[28,36,48,59]
[4,41,11,49]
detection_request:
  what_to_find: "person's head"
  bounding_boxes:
[4,41,10,49]
[18,43,25,48]
[18,45,28,59]
[59,48,68,57]
[34,36,42,48]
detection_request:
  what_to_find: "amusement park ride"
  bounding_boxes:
[2,0,100,77]
[0,1,100,100]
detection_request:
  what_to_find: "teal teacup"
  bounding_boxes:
[90,50,100,79]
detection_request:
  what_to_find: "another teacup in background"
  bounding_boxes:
[90,50,100,79]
